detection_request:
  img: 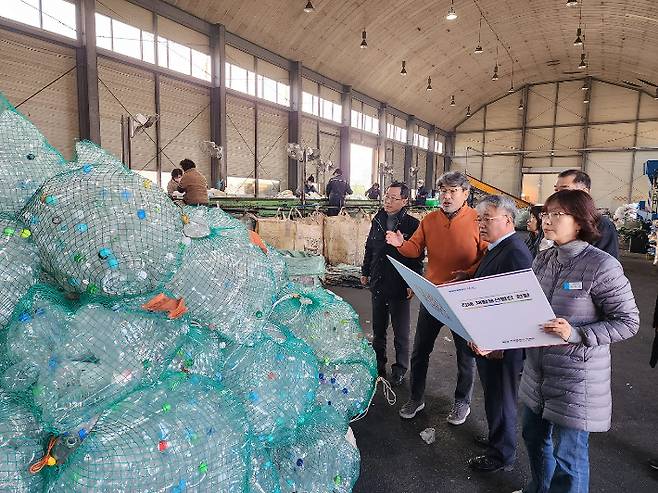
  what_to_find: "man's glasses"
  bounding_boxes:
[384,195,404,202]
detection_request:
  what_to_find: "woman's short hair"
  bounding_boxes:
[529,205,543,225]
[171,168,183,179]
[543,190,601,243]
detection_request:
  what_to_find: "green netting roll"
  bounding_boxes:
[316,362,377,421]
[220,334,319,447]
[48,374,251,492]
[271,284,377,368]
[0,390,44,493]
[273,407,360,493]
[0,98,70,215]
[165,223,277,344]
[0,215,39,328]
[21,141,185,297]
[0,286,187,433]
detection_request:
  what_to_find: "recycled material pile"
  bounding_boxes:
[0,93,377,492]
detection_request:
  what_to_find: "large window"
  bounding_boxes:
[387,123,407,143]
[225,62,290,107]
[2,0,77,39]
[413,133,429,150]
[301,91,341,123]
[351,110,379,134]
[95,13,211,81]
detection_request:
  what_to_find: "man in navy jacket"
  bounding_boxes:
[361,182,423,385]
[468,195,533,473]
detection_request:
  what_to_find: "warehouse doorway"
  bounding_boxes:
[350,143,375,197]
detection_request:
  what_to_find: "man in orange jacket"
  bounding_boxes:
[387,171,487,424]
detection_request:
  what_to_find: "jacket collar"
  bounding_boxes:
[476,233,517,276]
[555,239,590,264]
[374,207,407,230]
[440,203,468,220]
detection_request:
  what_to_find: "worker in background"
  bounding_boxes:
[326,168,352,216]
[361,182,423,386]
[178,159,208,206]
[468,195,533,473]
[366,183,381,200]
[167,168,183,196]
[296,175,317,197]
[554,169,619,258]
[387,171,487,425]
[415,180,428,206]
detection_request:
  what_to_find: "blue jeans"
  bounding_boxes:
[521,406,590,493]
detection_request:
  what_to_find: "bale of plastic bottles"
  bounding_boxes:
[0,92,376,492]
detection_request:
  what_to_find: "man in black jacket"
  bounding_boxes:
[326,169,353,216]
[554,169,619,258]
[467,195,533,473]
[361,182,423,385]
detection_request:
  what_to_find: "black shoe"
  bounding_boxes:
[391,373,406,386]
[469,455,514,473]
[474,434,489,448]
[650,458,658,471]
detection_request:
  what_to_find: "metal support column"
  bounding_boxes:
[518,85,529,196]
[75,0,101,143]
[628,90,642,202]
[581,77,592,171]
[340,85,352,180]
[480,105,487,180]
[377,104,387,183]
[404,115,415,184]
[426,125,436,186]
[210,24,227,188]
[288,61,302,191]
[550,82,560,167]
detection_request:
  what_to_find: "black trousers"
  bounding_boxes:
[409,304,476,404]
[476,349,524,466]
[371,294,411,377]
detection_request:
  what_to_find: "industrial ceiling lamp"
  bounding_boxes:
[566,0,578,6]
[446,0,457,21]
[304,1,315,13]
[583,91,590,104]
[578,52,587,70]
[466,105,472,118]
[574,28,583,46]
[581,80,588,90]
[492,45,499,81]
[450,95,456,106]
[360,30,368,49]
[654,88,658,100]
[508,64,515,93]
[426,76,433,91]
[474,16,483,54]
[400,60,407,76]
[518,99,524,111]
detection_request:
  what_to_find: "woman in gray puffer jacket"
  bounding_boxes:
[518,190,640,493]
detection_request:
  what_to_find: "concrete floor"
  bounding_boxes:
[330,255,658,493]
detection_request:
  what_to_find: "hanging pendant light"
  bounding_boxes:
[400,60,407,76]
[360,30,368,49]
[474,17,483,54]
[466,105,472,118]
[446,0,457,21]
[581,80,588,90]
[508,64,515,92]
[426,76,433,91]
[566,0,578,7]
[304,1,315,13]
[578,52,587,70]
[492,64,499,81]
[574,28,583,46]
[583,92,590,104]
[654,88,658,100]
[450,95,456,106]
[518,99,524,111]
[508,82,515,93]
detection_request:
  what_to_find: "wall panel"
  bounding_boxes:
[0,28,78,159]
[257,104,288,193]
[226,94,256,181]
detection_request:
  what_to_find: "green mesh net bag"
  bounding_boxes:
[47,374,251,492]
[21,141,185,297]
[0,215,39,328]
[273,407,360,493]
[315,361,376,421]
[0,96,71,215]
[0,286,187,433]
[220,333,319,447]
[0,390,45,493]
[164,218,278,343]
[167,324,229,383]
[248,446,281,493]
[271,284,377,367]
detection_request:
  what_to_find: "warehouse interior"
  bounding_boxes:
[1,1,657,492]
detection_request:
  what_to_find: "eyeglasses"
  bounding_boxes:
[438,187,464,196]
[540,211,571,221]
[476,215,510,223]
[383,195,404,202]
